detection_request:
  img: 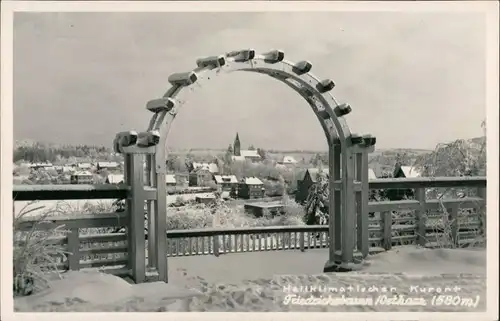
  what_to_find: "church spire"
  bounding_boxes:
[233,132,241,156]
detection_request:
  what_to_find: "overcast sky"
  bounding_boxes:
[13,11,486,151]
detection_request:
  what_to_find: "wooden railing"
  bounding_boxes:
[13,176,486,274]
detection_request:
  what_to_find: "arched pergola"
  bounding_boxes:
[113,49,376,283]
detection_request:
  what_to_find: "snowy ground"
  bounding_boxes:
[15,246,487,312]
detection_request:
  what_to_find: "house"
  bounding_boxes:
[238,177,265,199]
[106,174,124,184]
[393,165,421,178]
[244,201,284,218]
[54,165,73,174]
[388,164,422,200]
[77,163,93,170]
[295,168,329,204]
[368,168,377,180]
[29,162,53,170]
[97,162,120,171]
[195,193,217,205]
[278,156,298,166]
[232,150,262,162]
[70,171,93,184]
[189,168,214,187]
[213,174,238,191]
[231,155,246,162]
[191,162,219,174]
[166,174,177,186]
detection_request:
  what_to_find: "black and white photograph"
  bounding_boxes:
[1,1,498,318]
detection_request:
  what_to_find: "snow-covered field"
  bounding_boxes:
[15,246,487,312]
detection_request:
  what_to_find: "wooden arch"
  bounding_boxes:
[114,49,376,283]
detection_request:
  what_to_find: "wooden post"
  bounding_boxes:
[67,228,80,271]
[477,187,486,240]
[300,232,305,252]
[415,188,427,247]
[327,143,338,263]
[128,153,146,283]
[449,206,459,247]
[145,154,156,269]
[333,144,342,258]
[213,235,220,257]
[124,154,133,272]
[341,149,356,264]
[356,151,369,257]
[382,211,392,250]
[154,171,168,282]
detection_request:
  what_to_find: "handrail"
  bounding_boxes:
[12,176,487,201]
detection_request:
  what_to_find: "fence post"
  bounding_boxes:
[213,235,220,257]
[67,227,80,271]
[477,187,486,239]
[415,188,427,247]
[381,211,392,250]
[449,206,459,248]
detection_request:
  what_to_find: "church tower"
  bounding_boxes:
[233,132,241,156]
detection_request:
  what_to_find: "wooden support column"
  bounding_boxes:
[327,143,337,264]
[128,153,146,283]
[154,147,168,283]
[145,154,156,269]
[356,150,370,258]
[333,144,342,259]
[341,148,356,264]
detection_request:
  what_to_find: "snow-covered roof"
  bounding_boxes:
[282,156,298,164]
[192,162,219,173]
[73,170,93,176]
[214,175,238,184]
[231,155,246,162]
[306,168,330,182]
[240,150,261,158]
[166,174,177,184]
[400,166,421,178]
[107,174,124,184]
[97,162,120,168]
[241,177,263,185]
[368,168,377,180]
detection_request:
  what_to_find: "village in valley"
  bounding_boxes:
[13,127,485,223]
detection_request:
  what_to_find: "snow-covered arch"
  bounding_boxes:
[114,49,376,282]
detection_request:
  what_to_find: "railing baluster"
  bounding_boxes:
[201,236,205,255]
[228,234,233,253]
[213,235,219,257]
[258,234,262,251]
